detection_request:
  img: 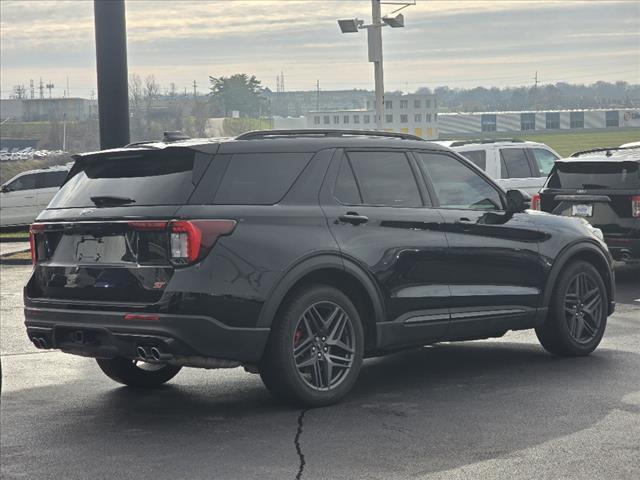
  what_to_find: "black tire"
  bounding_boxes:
[536,260,608,357]
[260,284,364,407]
[96,357,182,388]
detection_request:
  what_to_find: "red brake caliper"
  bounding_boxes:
[293,327,303,347]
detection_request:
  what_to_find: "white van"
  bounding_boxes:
[0,166,69,228]
[436,139,560,196]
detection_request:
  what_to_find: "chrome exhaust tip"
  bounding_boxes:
[150,347,161,361]
[136,345,149,360]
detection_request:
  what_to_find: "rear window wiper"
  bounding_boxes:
[90,195,136,207]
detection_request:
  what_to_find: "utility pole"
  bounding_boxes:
[193,80,197,98]
[532,71,539,110]
[371,0,384,130]
[29,79,34,99]
[38,78,44,99]
[94,0,130,149]
[316,80,320,110]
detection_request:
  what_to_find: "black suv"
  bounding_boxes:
[536,146,640,262]
[24,130,615,406]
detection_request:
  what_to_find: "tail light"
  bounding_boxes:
[168,220,236,264]
[128,219,236,265]
[633,195,640,218]
[29,223,45,264]
[531,194,541,210]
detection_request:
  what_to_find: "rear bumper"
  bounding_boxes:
[605,236,640,262]
[24,306,269,364]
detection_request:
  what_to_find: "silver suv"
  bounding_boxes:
[437,139,560,196]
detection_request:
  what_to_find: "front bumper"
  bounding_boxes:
[24,306,269,364]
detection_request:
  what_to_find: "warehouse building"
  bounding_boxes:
[306,93,439,139]
[438,108,640,137]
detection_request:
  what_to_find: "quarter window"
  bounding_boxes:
[530,148,558,176]
[40,171,68,188]
[333,157,361,205]
[6,173,38,192]
[459,150,487,170]
[500,149,533,178]
[214,153,312,205]
[347,151,422,207]
[418,152,501,210]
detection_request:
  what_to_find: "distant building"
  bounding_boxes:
[305,93,439,139]
[0,98,97,122]
[438,108,640,137]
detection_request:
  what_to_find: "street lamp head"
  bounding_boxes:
[338,18,362,33]
[382,13,404,28]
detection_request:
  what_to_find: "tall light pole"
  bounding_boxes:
[338,1,412,130]
[370,0,384,130]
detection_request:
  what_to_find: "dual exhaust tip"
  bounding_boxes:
[136,345,171,362]
[32,337,49,349]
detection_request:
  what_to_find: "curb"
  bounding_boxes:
[0,237,29,243]
[0,248,31,265]
[0,258,32,265]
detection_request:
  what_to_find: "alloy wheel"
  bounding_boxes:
[292,301,355,391]
[564,272,604,344]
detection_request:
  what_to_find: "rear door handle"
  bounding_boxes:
[338,212,369,225]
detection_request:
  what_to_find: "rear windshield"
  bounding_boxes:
[546,161,640,190]
[48,149,200,208]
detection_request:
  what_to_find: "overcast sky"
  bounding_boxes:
[1,0,638,99]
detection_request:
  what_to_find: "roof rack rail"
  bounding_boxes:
[570,146,639,157]
[448,138,524,147]
[235,129,425,142]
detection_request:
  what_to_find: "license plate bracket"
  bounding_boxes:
[76,237,105,262]
[571,204,593,217]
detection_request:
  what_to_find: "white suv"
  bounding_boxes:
[0,166,69,228]
[437,139,560,195]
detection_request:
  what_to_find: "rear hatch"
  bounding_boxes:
[26,146,220,306]
[539,159,640,238]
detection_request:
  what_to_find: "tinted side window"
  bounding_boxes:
[334,157,361,205]
[214,153,312,205]
[459,150,486,170]
[347,151,421,207]
[7,174,38,192]
[530,148,558,176]
[500,148,533,178]
[418,152,502,211]
[40,171,68,188]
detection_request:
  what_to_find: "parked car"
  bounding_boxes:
[536,145,640,262]
[1,166,69,228]
[437,139,560,195]
[25,130,614,406]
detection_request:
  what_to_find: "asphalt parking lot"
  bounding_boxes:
[1,263,639,480]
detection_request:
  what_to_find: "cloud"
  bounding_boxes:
[1,0,638,97]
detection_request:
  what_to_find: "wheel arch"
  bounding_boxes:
[257,253,385,352]
[543,241,614,314]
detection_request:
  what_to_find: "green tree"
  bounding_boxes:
[209,74,263,117]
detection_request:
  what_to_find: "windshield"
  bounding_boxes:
[546,161,640,190]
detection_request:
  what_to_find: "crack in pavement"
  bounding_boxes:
[294,409,309,480]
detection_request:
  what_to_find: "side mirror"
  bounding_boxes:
[0,185,9,193]
[505,189,531,213]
